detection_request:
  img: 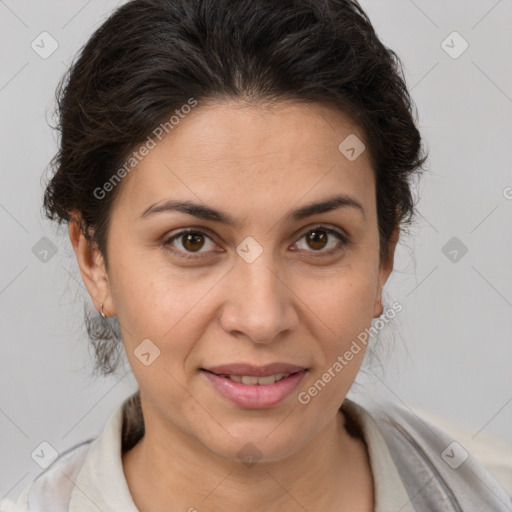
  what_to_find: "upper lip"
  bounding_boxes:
[202,363,307,377]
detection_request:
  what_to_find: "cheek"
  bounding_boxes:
[306,267,378,345]
[299,273,377,408]
[108,238,379,355]
[108,254,215,349]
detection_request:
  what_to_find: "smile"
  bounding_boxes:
[200,369,307,409]
[214,373,292,385]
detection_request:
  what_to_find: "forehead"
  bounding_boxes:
[112,100,376,225]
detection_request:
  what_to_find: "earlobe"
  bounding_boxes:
[68,218,114,317]
[372,284,384,317]
[373,226,400,318]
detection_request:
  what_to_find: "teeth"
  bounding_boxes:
[225,373,291,385]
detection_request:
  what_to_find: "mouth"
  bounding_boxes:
[199,365,309,409]
[201,369,302,386]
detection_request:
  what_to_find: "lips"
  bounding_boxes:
[202,362,307,377]
[220,373,292,385]
[200,368,307,409]
[200,362,309,408]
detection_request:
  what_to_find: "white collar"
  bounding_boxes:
[69,395,139,512]
[66,392,410,511]
[343,398,415,512]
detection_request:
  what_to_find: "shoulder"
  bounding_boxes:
[344,394,512,510]
[2,392,139,512]
[407,403,512,498]
[1,440,93,512]
[1,484,30,512]
[0,497,20,512]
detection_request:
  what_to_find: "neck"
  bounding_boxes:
[122,398,373,512]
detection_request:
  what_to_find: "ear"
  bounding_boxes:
[68,216,115,317]
[372,226,399,318]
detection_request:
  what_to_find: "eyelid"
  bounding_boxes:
[162,227,220,259]
[295,223,349,242]
[291,224,350,255]
[162,223,350,259]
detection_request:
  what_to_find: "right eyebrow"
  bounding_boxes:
[139,193,366,227]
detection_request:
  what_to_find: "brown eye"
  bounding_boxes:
[305,229,328,250]
[182,232,206,252]
[293,225,348,255]
[163,229,217,259]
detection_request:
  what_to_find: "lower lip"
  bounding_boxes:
[200,370,307,409]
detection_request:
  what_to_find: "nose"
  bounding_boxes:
[218,254,298,344]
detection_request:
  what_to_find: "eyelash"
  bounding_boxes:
[162,224,350,260]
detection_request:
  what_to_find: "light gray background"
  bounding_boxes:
[1,0,511,502]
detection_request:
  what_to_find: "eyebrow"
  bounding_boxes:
[139,194,365,226]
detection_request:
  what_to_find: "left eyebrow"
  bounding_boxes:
[286,194,366,223]
[139,193,366,226]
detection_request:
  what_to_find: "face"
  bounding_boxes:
[74,100,396,463]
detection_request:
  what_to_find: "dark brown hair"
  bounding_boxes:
[43,0,428,375]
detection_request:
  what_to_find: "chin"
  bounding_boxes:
[197,422,310,467]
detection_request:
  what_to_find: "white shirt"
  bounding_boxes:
[3,391,511,511]
[1,392,414,511]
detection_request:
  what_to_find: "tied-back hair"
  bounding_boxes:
[43,0,428,375]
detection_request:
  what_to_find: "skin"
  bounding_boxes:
[69,99,398,512]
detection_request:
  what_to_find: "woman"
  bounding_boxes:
[2,0,511,510]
